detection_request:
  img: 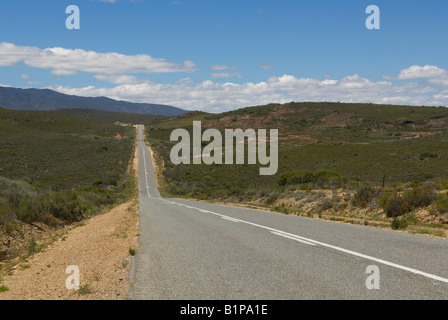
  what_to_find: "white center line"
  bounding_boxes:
[139,128,151,198]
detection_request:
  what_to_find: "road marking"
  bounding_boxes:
[271,231,316,246]
[141,123,448,285]
[221,216,241,223]
[162,199,448,285]
[138,127,151,198]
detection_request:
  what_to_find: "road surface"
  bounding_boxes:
[128,125,448,300]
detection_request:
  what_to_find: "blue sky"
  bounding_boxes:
[0,0,447,112]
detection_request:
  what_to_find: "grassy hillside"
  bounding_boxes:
[0,107,134,189]
[0,107,136,259]
[145,102,448,234]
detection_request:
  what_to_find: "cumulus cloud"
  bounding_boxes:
[398,65,447,80]
[1,41,447,112]
[0,42,197,76]
[48,72,448,113]
[0,42,40,66]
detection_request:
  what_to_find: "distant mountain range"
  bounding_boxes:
[0,86,187,117]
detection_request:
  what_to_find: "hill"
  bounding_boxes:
[145,102,448,236]
[0,86,187,117]
[0,107,136,261]
[147,102,448,183]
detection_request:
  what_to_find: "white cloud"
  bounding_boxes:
[94,74,147,85]
[0,42,197,76]
[175,77,194,84]
[260,64,273,70]
[211,65,236,71]
[48,71,448,113]
[429,77,448,87]
[211,72,242,79]
[398,65,446,80]
[0,42,40,66]
[1,42,446,112]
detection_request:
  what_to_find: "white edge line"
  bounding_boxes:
[164,199,448,285]
[271,231,316,246]
[221,216,241,223]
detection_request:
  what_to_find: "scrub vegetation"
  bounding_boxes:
[0,107,136,261]
[145,102,448,237]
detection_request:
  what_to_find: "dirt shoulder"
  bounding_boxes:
[0,199,139,300]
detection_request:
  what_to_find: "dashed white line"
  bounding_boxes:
[138,127,151,198]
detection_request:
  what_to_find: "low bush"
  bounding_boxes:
[0,176,132,231]
[436,194,448,213]
[382,185,437,218]
[277,169,342,189]
[391,213,418,230]
[386,196,408,218]
[403,185,437,210]
[352,186,376,208]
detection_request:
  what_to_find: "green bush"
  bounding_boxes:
[391,213,418,230]
[419,152,438,160]
[0,175,131,230]
[436,194,448,213]
[277,170,315,186]
[277,169,341,189]
[265,192,279,205]
[386,196,408,218]
[383,186,437,218]
[403,185,436,210]
[352,186,376,208]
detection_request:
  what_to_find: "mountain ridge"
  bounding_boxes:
[0,86,187,117]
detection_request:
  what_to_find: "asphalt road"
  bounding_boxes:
[128,125,448,300]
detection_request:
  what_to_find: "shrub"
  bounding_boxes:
[265,192,279,205]
[352,186,376,208]
[436,195,448,213]
[419,152,438,160]
[277,170,315,186]
[382,186,436,218]
[277,169,341,189]
[391,217,406,230]
[28,238,37,256]
[386,196,408,218]
[0,285,9,292]
[403,186,436,210]
[316,198,333,213]
[0,207,18,233]
[391,213,418,230]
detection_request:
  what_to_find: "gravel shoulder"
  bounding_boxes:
[0,199,139,300]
